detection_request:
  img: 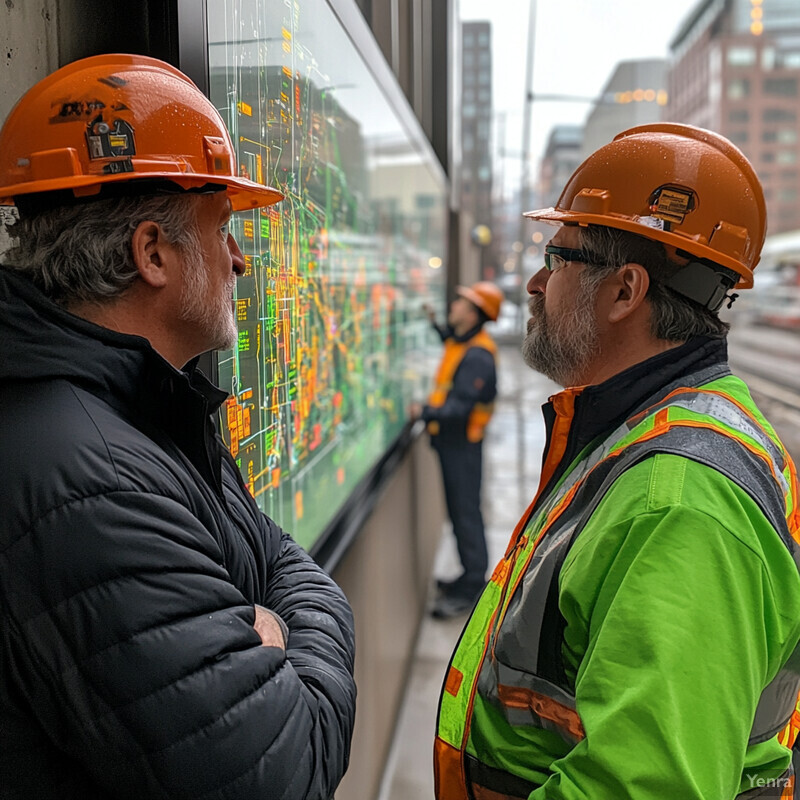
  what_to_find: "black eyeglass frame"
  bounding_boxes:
[543,244,608,272]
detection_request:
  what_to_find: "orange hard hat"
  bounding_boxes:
[456,281,504,321]
[0,54,283,212]
[524,123,766,293]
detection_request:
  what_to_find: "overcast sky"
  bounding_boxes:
[459,0,701,192]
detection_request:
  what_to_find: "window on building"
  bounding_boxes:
[478,72,490,86]
[729,130,749,144]
[729,109,749,122]
[778,128,798,144]
[777,150,798,164]
[762,152,776,163]
[727,46,755,66]
[478,33,490,46]
[763,130,779,143]
[764,78,798,97]
[762,47,776,70]
[779,187,798,203]
[783,51,800,69]
[764,108,797,122]
[463,33,475,48]
[781,169,798,180]
[463,104,476,117]
[727,78,750,99]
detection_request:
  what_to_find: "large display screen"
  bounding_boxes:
[207,0,447,550]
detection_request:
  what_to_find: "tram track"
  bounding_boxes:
[728,367,800,460]
[732,370,800,414]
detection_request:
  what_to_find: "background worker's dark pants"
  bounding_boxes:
[435,439,488,597]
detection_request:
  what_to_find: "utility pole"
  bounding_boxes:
[516,0,537,314]
[514,0,537,508]
[494,110,506,204]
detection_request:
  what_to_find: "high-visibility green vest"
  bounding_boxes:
[434,370,800,800]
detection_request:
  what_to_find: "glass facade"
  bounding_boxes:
[207,0,447,550]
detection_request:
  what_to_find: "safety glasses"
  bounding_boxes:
[544,245,605,272]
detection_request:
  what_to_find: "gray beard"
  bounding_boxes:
[179,246,238,352]
[521,285,600,387]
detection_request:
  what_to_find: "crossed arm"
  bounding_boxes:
[2,489,356,800]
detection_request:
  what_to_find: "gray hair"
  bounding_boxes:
[2,193,203,306]
[577,225,730,341]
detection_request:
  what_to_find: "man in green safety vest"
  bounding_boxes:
[434,123,800,800]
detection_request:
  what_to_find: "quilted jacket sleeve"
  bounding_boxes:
[256,514,357,797]
[3,489,354,800]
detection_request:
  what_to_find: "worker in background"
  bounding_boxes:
[411,281,503,619]
[434,124,800,800]
[0,54,355,799]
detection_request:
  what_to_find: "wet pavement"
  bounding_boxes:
[378,341,557,800]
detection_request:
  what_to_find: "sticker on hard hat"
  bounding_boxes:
[86,117,136,160]
[50,99,107,123]
[649,186,694,224]
[635,215,665,230]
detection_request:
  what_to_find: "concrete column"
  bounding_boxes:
[1,0,58,126]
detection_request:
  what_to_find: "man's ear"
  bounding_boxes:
[606,262,650,323]
[131,220,173,288]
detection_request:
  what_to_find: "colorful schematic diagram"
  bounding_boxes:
[208,0,446,550]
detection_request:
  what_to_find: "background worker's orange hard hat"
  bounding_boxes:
[0,53,283,212]
[524,123,766,289]
[457,281,504,321]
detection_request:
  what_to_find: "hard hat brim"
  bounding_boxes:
[523,206,755,289]
[0,172,283,212]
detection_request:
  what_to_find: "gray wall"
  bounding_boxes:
[1,0,180,254]
[1,0,178,126]
[1,1,58,131]
[333,436,445,800]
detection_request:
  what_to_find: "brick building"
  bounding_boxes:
[668,0,800,233]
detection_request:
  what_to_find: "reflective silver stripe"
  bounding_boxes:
[489,520,578,674]
[473,383,797,752]
[537,418,631,516]
[750,667,800,745]
[634,390,790,498]
[477,656,582,746]
[750,637,800,746]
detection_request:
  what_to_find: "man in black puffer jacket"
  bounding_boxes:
[0,55,356,799]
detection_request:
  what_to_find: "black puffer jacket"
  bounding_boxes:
[0,268,356,799]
